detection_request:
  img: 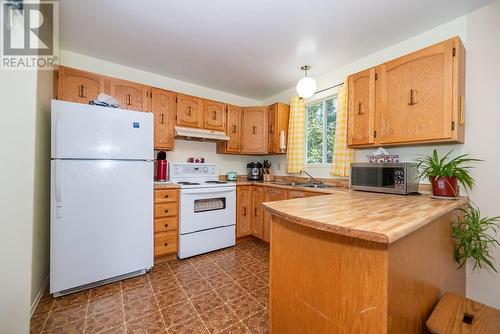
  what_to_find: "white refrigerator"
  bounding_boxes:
[50,100,154,296]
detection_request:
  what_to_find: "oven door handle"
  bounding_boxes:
[181,188,235,195]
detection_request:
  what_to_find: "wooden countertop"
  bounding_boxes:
[263,190,468,244]
[154,182,180,189]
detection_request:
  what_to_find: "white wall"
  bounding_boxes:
[0,57,38,334]
[263,1,500,308]
[464,1,500,308]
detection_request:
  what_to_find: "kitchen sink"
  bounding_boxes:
[299,183,336,189]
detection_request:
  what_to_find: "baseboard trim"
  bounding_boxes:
[30,275,49,318]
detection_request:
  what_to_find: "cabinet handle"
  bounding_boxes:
[187,106,191,116]
[252,126,257,134]
[254,208,258,217]
[126,94,132,106]
[78,85,84,98]
[164,223,169,228]
[164,209,169,213]
[270,124,274,133]
[212,111,217,120]
[243,207,246,216]
[358,102,364,115]
[164,242,168,247]
[232,125,237,133]
[164,194,169,198]
[408,89,417,106]
[160,113,164,124]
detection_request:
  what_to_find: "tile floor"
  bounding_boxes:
[31,238,269,334]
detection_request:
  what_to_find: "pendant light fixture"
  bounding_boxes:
[296,65,317,98]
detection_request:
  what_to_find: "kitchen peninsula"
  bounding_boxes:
[263,190,468,334]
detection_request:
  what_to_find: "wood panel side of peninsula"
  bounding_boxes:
[269,211,465,334]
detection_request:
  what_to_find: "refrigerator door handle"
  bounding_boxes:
[55,160,63,218]
[55,111,62,158]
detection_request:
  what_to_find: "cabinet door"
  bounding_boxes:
[203,100,226,131]
[251,187,265,239]
[377,39,454,144]
[110,79,150,112]
[57,66,105,104]
[347,68,376,146]
[267,103,290,153]
[236,186,252,238]
[176,94,203,128]
[263,188,287,242]
[226,105,242,153]
[287,190,319,199]
[151,88,176,150]
[242,107,268,154]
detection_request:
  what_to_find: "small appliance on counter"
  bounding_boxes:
[350,162,419,195]
[155,151,168,182]
[226,171,237,181]
[247,162,263,181]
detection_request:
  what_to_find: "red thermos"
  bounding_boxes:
[156,151,167,182]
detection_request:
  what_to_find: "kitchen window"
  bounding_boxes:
[305,96,338,165]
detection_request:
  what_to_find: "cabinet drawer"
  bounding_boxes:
[154,217,178,233]
[154,231,177,257]
[155,189,179,203]
[154,203,178,218]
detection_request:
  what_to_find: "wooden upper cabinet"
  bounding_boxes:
[347,68,376,146]
[218,105,242,154]
[242,107,268,154]
[109,79,150,112]
[346,37,465,148]
[236,186,252,238]
[377,37,463,145]
[176,93,203,128]
[56,66,105,104]
[268,103,290,154]
[203,100,227,131]
[151,88,176,150]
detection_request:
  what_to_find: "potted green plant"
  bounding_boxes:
[415,150,481,197]
[452,204,500,272]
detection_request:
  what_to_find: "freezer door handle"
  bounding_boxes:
[55,111,62,157]
[55,160,63,218]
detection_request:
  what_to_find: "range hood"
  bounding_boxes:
[175,126,229,141]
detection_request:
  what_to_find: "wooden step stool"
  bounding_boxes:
[426,293,500,333]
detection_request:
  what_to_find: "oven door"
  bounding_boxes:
[179,187,236,234]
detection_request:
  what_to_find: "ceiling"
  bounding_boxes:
[59,0,490,100]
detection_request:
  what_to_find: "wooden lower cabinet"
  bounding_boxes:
[236,186,252,238]
[251,187,265,239]
[154,188,179,257]
[263,188,288,242]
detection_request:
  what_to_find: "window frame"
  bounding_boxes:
[304,94,338,166]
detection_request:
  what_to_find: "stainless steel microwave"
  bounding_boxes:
[350,163,419,195]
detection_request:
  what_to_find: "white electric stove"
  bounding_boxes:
[170,163,236,259]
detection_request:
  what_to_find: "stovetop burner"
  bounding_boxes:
[177,182,201,185]
[205,181,227,184]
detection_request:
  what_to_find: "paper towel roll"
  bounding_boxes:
[279,130,286,152]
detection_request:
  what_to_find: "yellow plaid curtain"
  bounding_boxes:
[330,80,354,177]
[286,96,305,174]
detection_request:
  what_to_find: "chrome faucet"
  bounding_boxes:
[299,169,323,184]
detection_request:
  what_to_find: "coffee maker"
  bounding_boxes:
[247,162,263,181]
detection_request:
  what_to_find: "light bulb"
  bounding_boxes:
[296,76,317,98]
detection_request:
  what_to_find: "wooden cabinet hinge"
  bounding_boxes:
[452,47,456,57]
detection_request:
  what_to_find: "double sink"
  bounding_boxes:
[275,181,336,189]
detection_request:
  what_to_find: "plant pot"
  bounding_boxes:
[430,176,458,197]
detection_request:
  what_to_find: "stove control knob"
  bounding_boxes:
[203,167,209,172]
